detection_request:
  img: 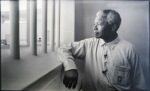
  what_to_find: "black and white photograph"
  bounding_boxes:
[1,0,149,91]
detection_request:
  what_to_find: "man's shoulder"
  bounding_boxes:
[118,39,135,50]
[119,39,133,46]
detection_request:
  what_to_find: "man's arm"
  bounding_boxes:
[57,40,86,89]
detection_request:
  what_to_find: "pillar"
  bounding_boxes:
[42,0,47,53]
[10,0,20,59]
[27,0,30,46]
[50,0,55,51]
[55,0,61,48]
[0,1,1,58]
[30,0,37,55]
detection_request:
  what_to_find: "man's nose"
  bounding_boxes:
[93,25,98,30]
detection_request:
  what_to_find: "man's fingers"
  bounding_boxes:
[67,82,73,89]
[63,77,69,87]
[63,69,78,89]
[63,80,68,87]
[63,77,78,89]
[63,78,77,89]
[63,77,73,88]
[72,80,77,89]
[66,80,77,89]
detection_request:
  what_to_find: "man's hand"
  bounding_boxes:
[63,69,78,89]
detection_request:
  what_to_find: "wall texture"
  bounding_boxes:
[75,0,149,89]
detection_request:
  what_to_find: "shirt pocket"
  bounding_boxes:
[112,66,130,86]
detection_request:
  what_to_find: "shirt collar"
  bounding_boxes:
[100,36,120,47]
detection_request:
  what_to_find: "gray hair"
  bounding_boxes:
[96,9,121,32]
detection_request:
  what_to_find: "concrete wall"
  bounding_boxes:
[60,0,75,45]
[47,0,75,46]
[75,0,149,89]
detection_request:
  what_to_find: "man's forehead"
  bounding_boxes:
[94,11,104,23]
[96,11,103,17]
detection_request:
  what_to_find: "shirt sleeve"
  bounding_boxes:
[57,40,86,71]
[129,46,147,91]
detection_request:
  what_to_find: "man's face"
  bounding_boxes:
[93,15,105,38]
[93,12,114,39]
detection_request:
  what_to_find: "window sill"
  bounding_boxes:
[1,49,61,90]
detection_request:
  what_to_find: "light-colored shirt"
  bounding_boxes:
[58,37,147,91]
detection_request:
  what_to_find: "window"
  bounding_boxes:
[1,1,10,49]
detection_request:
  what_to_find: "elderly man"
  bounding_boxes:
[58,9,147,91]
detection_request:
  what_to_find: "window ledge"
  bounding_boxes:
[1,51,61,90]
